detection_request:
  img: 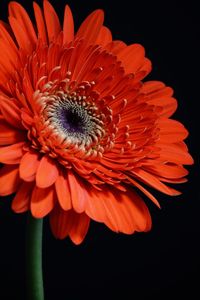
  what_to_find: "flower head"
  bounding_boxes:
[0,1,193,244]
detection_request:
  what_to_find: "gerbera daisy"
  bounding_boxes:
[0,0,193,245]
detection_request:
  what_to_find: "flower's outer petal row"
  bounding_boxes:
[19,151,40,182]
[63,5,74,44]
[12,181,34,212]
[85,184,151,233]
[117,44,145,74]
[55,171,72,210]
[0,95,25,129]
[0,117,26,145]
[76,9,104,46]
[158,118,188,143]
[50,207,90,245]
[33,2,48,44]
[96,26,112,47]
[43,0,61,43]
[31,185,55,218]
[141,81,177,117]
[0,164,20,196]
[0,142,25,164]
[156,142,194,165]
[9,1,37,50]
[131,168,182,196]
[36,155,59,188]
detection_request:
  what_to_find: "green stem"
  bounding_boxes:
[26,212,44,300]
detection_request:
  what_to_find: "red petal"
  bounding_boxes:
[9,2,37,47]
[106,41,127,55]
[63,5,74,44]
[0,164,20,196]
[12,181,34,213]
[0,39,16,74]
[0,21,18,55]
[36,155,59,188]
[9,16,33,53]
[33,1,47,44]
[19,151,40,182]
[55,171,72,210]
[138,57,152,78]
[141,81,166,93]
[0,142,25,164]
[43,0,61,42]
[96,26,112,46]
[76,10,104,45]
[31,186,55,218]
[117,44,145,74]
[141,82,177,117]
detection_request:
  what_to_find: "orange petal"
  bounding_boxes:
[31,186,55,218]
[144,163,189,179]
[63,5,74,44]
[12,181,34,213]
[19,151,40,182]
[158,118,188,142]
[0,118,26,145]
[126,175,160,208]
[55,171,72,210]
[117,44,145,74]
[110,187,152,232]
[50,206,73,239]
[33,1,47,44]
[69,212,90,245]
[141,82,177,117]
[86,185,151,233]
[157,143,194,165]
[0,142,25,164]
[36,155,59,188]
[132,168,181,196]
[0,96,24,129]
[85,186,109,223]
[67,171,87,213]
[50,207,90,244]
[76,9,104,45]
[43,0,61,42]
[0,164,20,196]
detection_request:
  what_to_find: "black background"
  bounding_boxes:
[0,0,199,299]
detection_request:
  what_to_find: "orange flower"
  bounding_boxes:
[0,1,193,244]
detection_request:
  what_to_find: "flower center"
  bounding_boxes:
[56,100,94,136]
[43,92,105,148]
